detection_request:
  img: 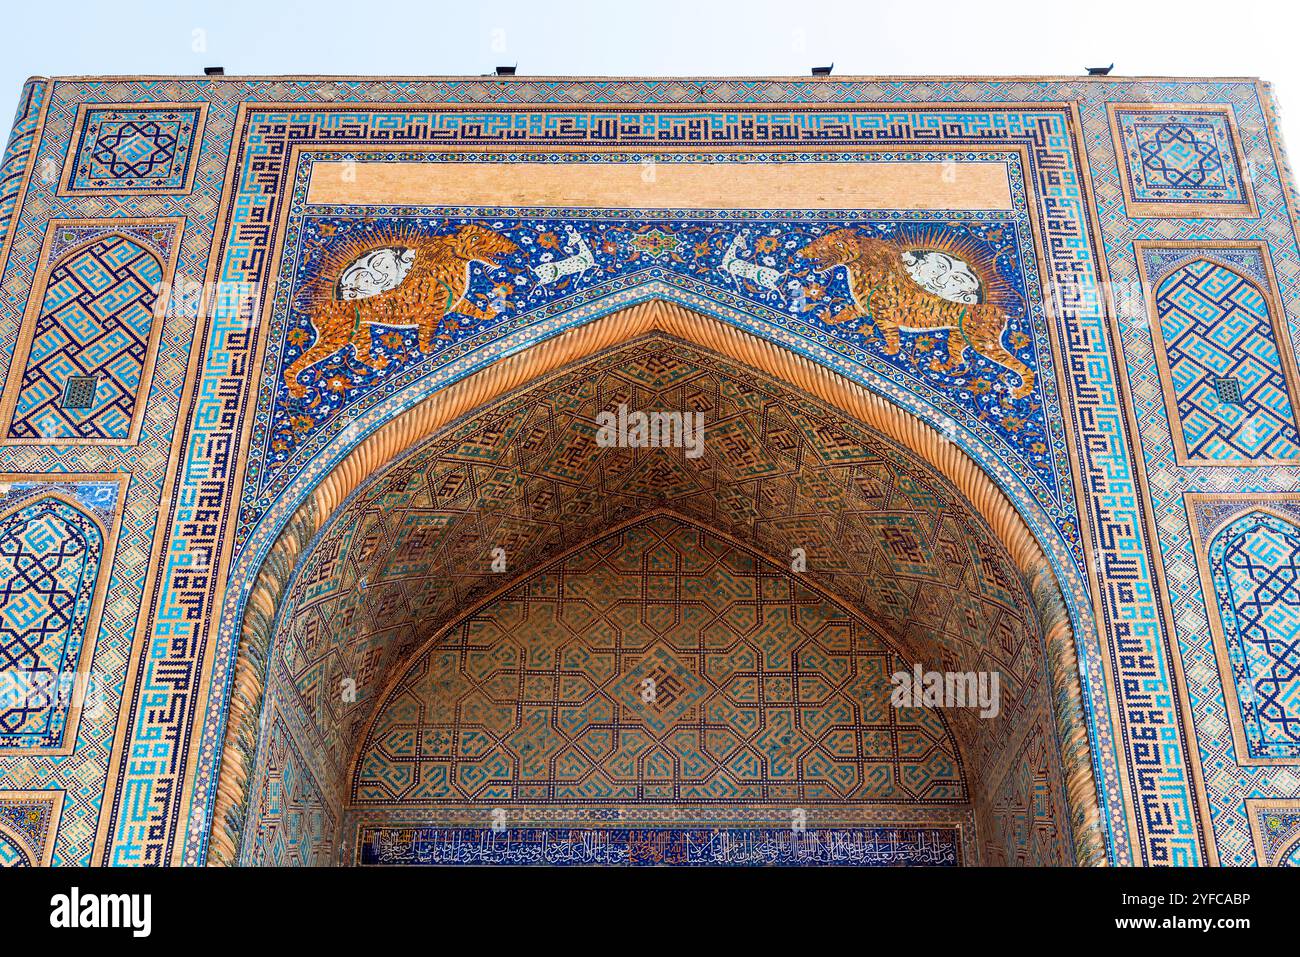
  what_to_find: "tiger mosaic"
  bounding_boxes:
[798,228,1034,398]
[284,224,520,398]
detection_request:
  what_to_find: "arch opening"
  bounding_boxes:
[211,305,1104,866]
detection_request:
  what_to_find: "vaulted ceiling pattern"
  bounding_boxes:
[353,514,969,809]
[264,337,1053,815]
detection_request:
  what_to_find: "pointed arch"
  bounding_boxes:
[0,492,107,754]
[1149,256,1300,465]
[1203,508,1300,763]
[208,301,1105,867]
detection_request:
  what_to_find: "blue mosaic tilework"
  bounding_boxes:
[0,79,206,864]
[0,801,48,860]
[1247,801,1300,866]
[1208,511,1300,760]
[1091,92,1300,867]
[0,497,103,750]
[357,825,960,866]
[0,792,60,866]
[0,479,120,524]
[0,832,27,865]
[182,103,1136,870]
[5,76,1296,870]
[7,233,163,441]
[1113,106,1250,210]
[0,81,46,259]
[1150,256,1300,463]
[268,212,1052,498]
[243,711,335,866]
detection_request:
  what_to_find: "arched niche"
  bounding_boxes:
[0,492,107,754]
[1,232,165,444]
[209,302,1105,866]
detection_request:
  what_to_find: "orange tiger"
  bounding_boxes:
[285,224,519,399]
[798,229,1034,400]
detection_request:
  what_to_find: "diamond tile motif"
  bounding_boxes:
[4,233,164,442]
[1141,249,1300,465]
[352,515,970,807]
[610,645,710,733]
[60,376,99,411]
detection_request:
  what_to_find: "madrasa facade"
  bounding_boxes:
[0,74,1297,869]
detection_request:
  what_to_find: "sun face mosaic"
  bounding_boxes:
[1,74,1298,869]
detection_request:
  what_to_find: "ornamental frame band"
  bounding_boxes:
[101,100,1185,868]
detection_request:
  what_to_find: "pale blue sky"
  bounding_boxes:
[5,0,1299,146]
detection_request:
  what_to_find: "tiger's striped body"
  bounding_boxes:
[798,229,1034,399]
[285,224,518,399]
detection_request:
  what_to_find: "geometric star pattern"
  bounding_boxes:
[275,339,1049,790]
[62,106,203,194]
[354,514,968,807]
[985,718,1066,866]
[1137,120,1229,194]
[1110,105,1255,217]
